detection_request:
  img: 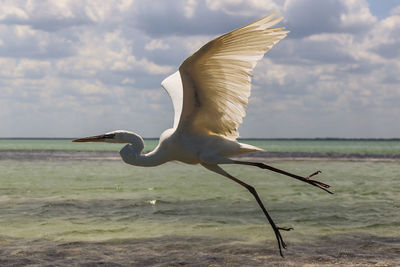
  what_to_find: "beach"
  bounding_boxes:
[0,139,399,266]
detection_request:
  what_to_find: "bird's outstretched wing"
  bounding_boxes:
[175,12,288,139]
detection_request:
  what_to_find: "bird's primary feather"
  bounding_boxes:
[162,12,288,139]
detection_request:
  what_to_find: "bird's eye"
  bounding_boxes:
[103,133,115,139]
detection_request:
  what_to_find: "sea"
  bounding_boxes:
[0,138,399,266]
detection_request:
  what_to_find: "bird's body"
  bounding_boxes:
[74,12,332,257]
[118,127,262,166]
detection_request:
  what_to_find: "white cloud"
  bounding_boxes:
[0,57,17,78]
[184,0,198,18]
[390,5,400,15]
[339,0,376,32]
[0,2,28,21]
[0,24,75,58]
[121,78,135,85]
[145,39,170,51]
[15,59,52,79]
[0,0,399,138]
[283,0,376,38]
[366,14,400,59]
[56,29,172,78]
[75,80,109,95]
[206,0,279,16]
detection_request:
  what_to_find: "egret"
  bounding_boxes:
[73,12,332,257]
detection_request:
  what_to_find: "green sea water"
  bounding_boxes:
[1,138,400,155]
[1,152,399,241]
[0,139,399,264]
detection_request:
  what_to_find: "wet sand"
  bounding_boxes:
[1,234,399,266]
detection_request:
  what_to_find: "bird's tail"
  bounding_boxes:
[237,142,264,155]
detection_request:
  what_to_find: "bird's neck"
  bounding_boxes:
[134,149,167,167]
[119,132,167,167]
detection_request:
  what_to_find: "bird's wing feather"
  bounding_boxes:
[177,12,288,139]
[161,71,184,129]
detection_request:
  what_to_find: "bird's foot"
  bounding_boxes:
[305,171,331,189]
[305,170,321,179]
[304,171,333,194]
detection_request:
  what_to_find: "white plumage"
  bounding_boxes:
[74,13,331,257]
[163,12,288,139]
[161,71,183,129]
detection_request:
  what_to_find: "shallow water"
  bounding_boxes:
[1,138,400,155]
[1,234,399,266]
[0,141,399,265]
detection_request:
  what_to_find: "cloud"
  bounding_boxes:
[205,0,279,16]
[145,39,170,51]
[131,0,270,37]
[283,0,376,38]
[0,0,92,31]
[367,15,400,59]
[15,59,52,79]
[0,24,75,58]
[0,0,399,138]
[390,5,400,15]
[271,33,357,66]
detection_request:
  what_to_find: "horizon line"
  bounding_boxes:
[1,137,400,141]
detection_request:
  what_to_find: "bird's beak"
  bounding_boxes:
[72,134,107,142]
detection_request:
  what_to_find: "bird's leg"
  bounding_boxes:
[202,164,291,257]
[233,161,332,194]
[228,175,292,257]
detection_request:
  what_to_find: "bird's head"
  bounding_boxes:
[73,130,142,144]
[73,130,145,165]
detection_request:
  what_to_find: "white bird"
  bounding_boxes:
[73,12,331,257]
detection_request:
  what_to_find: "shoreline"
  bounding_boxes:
[1,150,399,162]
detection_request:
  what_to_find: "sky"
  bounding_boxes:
[1,0,400,138]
